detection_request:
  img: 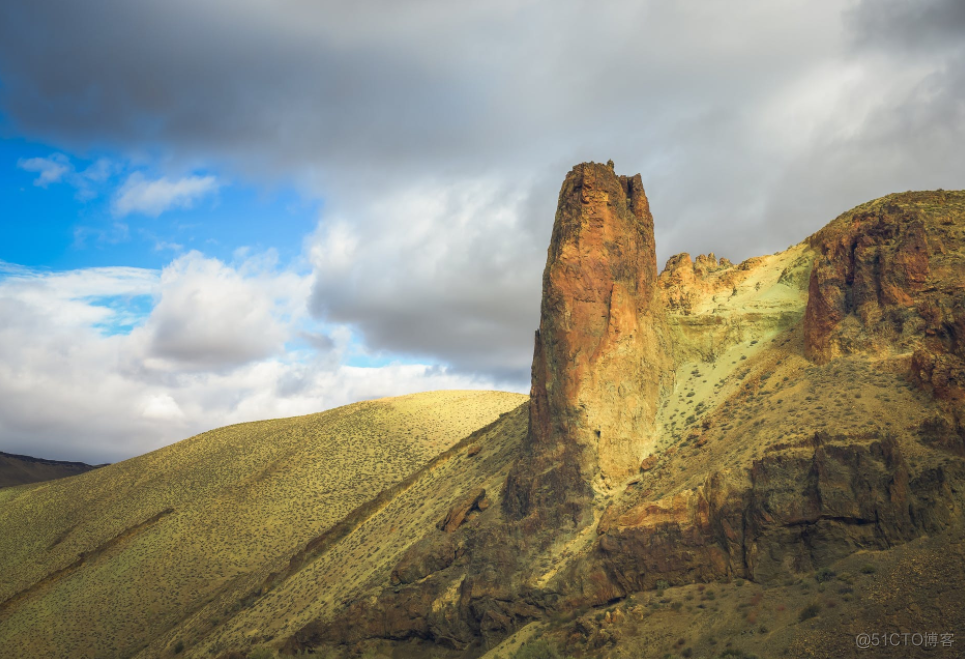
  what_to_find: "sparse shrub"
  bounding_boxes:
[173,640,184,654]
[814,568,835,582]
[735,578,745,587]
[860,564,876,574]
[513,639,562,659]
[798,603,820,622]
[718,650,758,658]
[249,648,276,659]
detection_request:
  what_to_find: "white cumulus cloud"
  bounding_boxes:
[113,173,220,217]
[16,153,113,198]
[17,153,72,187]
[0,254,505,464]
[131,251,301,370]
[141,393,186,421]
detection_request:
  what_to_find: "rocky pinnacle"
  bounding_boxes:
[505,162,669,519]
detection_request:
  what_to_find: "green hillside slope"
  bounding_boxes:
[0,390,525,659]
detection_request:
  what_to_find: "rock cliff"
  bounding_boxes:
[504,162,671,521]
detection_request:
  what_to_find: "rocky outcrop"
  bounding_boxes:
[568,432,965,606]
[639,455,659,472]
[391,534,465,585]
[803,193,961,363]
[803,191,965,409]
[911,301,965,402]
[659,253,735,312]
[438,488,490,533]
[504,162,671,520]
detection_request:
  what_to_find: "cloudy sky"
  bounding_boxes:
[0,0,963,463]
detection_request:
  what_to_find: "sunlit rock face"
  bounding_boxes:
[505,162,670,519]
[803,192,965,402]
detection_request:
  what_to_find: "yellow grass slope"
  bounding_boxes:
[0,390,525,659]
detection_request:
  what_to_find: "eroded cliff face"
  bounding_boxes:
[504,162,671,518]
[803,192,965,416]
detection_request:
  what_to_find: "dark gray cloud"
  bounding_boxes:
[849,0,965,52]
[2,0,964,388]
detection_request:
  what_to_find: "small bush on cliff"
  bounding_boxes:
[718,650,759,659]
[798,603,821,622]
[815,567,835,582]
[513,639,562,659]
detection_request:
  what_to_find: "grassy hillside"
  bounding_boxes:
[180,398,531,659]
[0,390,525,659]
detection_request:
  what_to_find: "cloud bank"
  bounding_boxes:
[1,0,963,459]
[0,256,495,464]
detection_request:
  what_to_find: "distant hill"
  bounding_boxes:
[0,451,105,488]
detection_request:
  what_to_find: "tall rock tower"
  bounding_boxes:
[505,162,669,521]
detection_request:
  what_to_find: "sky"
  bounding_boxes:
[0,0,963,464]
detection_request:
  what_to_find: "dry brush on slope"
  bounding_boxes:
[0,391,524,659]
